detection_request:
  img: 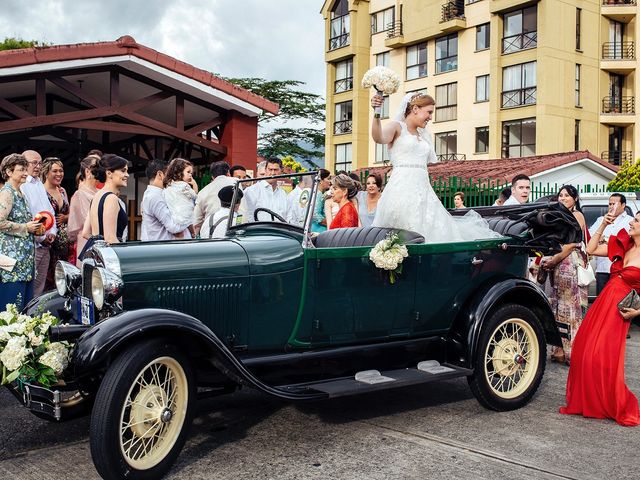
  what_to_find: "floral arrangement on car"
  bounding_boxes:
[0,303,71,388]
[369,233,409,284]
[361,66,400,118]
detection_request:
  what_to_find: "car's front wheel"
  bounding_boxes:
[89,339,195,480]
[468,304,546,411]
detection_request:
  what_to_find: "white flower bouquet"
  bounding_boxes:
[362,66,400,118]
[0,303,71,388]
[369,233,409,284]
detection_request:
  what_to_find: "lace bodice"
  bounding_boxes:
[389,121,436,169]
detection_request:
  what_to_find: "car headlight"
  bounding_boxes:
[54,261,81,296]
[91,267,123,310]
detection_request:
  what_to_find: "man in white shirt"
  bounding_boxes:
[243,158,288,222]
[503,174,531,206]
[20,150,57,296]
[141,159,192,241]
[589,193,632,295]
[193,162,236,234]
[201,186,243,238]
[286,175,312,227]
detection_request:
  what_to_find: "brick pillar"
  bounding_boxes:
[219,111,258,170]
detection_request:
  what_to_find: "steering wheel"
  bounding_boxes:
[254,207,287,223]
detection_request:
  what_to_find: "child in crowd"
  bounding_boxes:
[201,185,243,239]
[163,158,197,237]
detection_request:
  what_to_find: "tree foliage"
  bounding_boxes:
[225,77,325,162]
[608,160,640,192]
[0,37,48,51]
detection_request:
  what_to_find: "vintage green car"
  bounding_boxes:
[9,172,579,480]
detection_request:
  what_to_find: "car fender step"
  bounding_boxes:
[276,362,473,398]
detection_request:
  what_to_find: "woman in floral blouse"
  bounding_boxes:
[0,154,43,309]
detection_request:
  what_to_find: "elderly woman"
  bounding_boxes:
[0,154,43,308]
[42,157,70,290]
[329,174,361,229]
[68,155,99,266]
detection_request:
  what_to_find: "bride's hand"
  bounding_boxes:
[371,94,383,110]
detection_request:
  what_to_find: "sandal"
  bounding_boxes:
[550,353,566,364]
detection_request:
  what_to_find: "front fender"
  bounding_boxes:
[448,278,560,368]
[23,290,75,323]
[71,308,327,401]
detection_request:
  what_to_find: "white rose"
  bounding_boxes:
[28,331,44,347]
[0,311,13,323]
[0,336,30,372]
[0,326,11,343]
[40,344,69,375]
[6,322,25,335]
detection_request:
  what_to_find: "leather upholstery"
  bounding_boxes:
[314,227,425,248]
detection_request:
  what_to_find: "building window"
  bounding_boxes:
[574,120,580,151]
[371,7,395,34]
[576,8,581,50]
[435,131,458,161]
[376,51,390,67]
[335,143,352,172]
[406,43,427,80]
[476,126,489,153]
[380,95,390,119]
[334,59,353,94]
[435,82,457,122]
[375,142,390,163]
[476,23,490,51]
[330,0,350,51]
[502,61,536,108]
[435,34,458,73]
[503,6,537,54]
[476,75,489,102]
[334,101,352,135]
[575,64,581,107]
[502,118,536,158]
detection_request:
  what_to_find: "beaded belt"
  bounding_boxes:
[394,164,425,169]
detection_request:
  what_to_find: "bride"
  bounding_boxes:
[370,92,500,243]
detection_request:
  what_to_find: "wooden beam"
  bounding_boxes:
[49,77,108,108]
[140,140,154,161]
[110,71,120,107]
[36,79,46,115]
[59,120,171,137]
[176,96,184,130]
[185,117,223,135]
[119,91,172,113]
[0,98,33,119]
[0,106,117,134]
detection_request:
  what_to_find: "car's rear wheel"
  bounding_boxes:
[90,339,195,480]
[468,304,546,411]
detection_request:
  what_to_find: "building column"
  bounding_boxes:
[219,111,258,169]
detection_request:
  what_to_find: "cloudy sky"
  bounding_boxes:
[0,0,327,98]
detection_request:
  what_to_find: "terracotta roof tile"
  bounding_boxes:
[0,36,279,115]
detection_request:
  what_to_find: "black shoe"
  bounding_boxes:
[627,333,631,339]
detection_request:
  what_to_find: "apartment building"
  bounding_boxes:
[321,0,638,171]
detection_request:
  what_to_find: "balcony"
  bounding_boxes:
[601,42,636,74]
[502,31,537,54]
[333,119,352,135]
[440,0,466,33]
[437,153,466,161]
[601,150,633,166]
[602,0,637,23]
[602,96,635,114]
[329,33,350,51]
[501,87,537,108]
[385,20,404,48]
[334,77,353,94]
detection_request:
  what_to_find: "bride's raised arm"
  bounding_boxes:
[371,94,400,145]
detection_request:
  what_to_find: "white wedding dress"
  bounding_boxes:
[372,121,501,243]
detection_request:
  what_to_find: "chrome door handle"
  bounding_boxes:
[471,257,484,266]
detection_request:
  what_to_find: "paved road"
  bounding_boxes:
[1,325,639,480]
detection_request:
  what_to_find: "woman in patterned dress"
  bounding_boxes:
[541,185,588,365]
[0,154,43,309]
[41,158,70,291]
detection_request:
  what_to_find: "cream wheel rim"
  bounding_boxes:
[119,356,189,469]
[483,318,539,399]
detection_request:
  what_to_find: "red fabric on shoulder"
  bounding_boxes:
[330,202,359,229]
[608,228,632,263]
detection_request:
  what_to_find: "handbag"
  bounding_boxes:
[618,289,640,311]
[577,262,595,287]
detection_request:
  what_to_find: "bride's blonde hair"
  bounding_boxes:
[404,93,435,117]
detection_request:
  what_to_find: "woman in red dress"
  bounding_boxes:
[560,212,640,426]
[329,174,360,229]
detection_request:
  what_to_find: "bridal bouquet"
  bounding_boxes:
[0,303,71,388]
[369,233,409,284]
[362,66,400,117]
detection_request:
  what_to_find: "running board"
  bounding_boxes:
[276,361,473,398]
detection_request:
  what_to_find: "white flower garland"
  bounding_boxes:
[369,233,409,284]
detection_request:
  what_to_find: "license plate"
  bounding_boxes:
[77,296,94,325]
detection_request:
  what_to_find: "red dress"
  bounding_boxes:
[560,229,640,426]
[330,202,359,229]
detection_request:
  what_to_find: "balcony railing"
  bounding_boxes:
[386,20,403,39]
[602,0,637,5]
[601,150,633,165]
[437,153,466,161]
[435,56,458,73]
[334,77,353,94]
[441,0,465,22]
[333,120,353,135]
[602,96,635,114]
[329,33,350,51]
[502,87,537,108]
[502,31,537,54]
[602,42,635,60]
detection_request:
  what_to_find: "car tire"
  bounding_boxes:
[89,339,195,480]
[467,303,546,411]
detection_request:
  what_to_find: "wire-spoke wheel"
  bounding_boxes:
[468,304,546,411]
[90,340,195,480]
